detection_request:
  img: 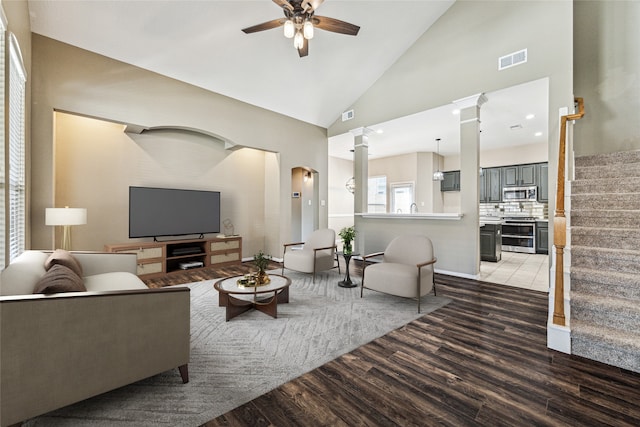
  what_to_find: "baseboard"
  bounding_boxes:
[547,322,571,354]
[435,269,480,280]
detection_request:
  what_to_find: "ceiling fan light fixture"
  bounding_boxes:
[284,19,295,38]
[293,30,304,49]
[303,19,314,39]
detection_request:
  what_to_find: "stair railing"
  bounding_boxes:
[553,97,585,326]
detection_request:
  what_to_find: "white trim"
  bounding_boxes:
[453,92,488,109]
[547,323,571,354]
[0,2,7,30]
[358,212,463,220]
[8,32,26,80]
[435,268,480,281]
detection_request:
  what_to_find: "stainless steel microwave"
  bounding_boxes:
[503,186,537,202]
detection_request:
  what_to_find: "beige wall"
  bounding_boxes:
[53,112,270,255]
[328,0,573,276]
[574,0,640,156]
[31,35,329,258]
[327,156,354,240]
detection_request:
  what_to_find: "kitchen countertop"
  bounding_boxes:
[480,216,548,226]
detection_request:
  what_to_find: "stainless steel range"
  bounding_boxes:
[501,217,536,253]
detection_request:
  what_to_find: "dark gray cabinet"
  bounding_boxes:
[536,221,548,254]
[480,223,502,262]
[502,164,537,187]
[537,163,549,202]
[480,167,502,202]
[441,170,460,192]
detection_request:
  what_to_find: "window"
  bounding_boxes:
[367,176,386,213]
[7,32,26,263]
[0,12,6,268]
[390,182,414,214]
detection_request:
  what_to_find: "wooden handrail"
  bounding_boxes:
[553,97,585,326]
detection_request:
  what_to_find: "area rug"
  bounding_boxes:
[25,271,451,426]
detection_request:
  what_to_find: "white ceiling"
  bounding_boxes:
[27,0,455,128]
[328,77,550,160]
[27,1,548,160]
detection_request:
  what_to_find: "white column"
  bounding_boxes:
[453,93,488,274]
[350,127,372,215]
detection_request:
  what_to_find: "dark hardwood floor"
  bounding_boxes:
[145,261,640,426]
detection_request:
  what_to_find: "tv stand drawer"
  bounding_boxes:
[210,240,240,252]
[113,246,163,260]
[136,261,163,275]
[211,252,240,265]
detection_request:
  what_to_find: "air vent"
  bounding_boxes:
[342,110,354,122]
[498,48,527,70]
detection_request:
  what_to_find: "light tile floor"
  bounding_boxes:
[480,251,549,293]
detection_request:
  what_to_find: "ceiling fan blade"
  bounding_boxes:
[273,0,294,12]
[298,37,309,57]
[313,16,360,36]
[242,18,285,34]
[302,0,324,12]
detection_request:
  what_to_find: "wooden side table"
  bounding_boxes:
[338,252,359,288]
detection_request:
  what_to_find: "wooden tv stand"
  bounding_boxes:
[105,236,242,279]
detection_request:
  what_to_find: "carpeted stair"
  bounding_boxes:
[570,149,640,373]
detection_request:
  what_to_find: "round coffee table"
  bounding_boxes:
[214,274,291,321]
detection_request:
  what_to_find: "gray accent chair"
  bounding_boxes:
[282,228,339,282]
[361,235,437,313]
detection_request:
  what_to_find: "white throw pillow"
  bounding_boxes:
[0,251,50,296]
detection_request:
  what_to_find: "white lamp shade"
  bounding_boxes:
[45,207,87,226]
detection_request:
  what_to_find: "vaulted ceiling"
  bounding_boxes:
[28,0,455,128]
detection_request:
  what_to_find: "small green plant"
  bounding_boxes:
[339,226,356,253]
[253,250,271,273]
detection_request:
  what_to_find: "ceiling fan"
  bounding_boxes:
[242,0,360,57]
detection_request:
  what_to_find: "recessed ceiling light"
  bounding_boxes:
[452,109,460,115]
[376,129,384,134]
[526,114,535,120]
[535,131,543,137]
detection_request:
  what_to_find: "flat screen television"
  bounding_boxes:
[129,186,221,239]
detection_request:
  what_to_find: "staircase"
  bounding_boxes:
[570,149,640,373]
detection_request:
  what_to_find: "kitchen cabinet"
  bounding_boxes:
[536,221,548,254]
[440,170,460,192]
[502,164,537,187]
[480,167,502,202]
[480,223,502,262]
[537,163,549,202]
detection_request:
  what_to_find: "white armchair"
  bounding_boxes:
[361,235,437,313]
[282,229,339,282]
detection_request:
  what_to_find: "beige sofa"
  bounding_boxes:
[0,250,190,427]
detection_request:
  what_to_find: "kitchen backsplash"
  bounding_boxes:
[480,201,548,219]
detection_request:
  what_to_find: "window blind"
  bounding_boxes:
[8,32,26,262]
[0,13,6,268]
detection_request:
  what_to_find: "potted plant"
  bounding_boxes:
[253,250,271,285]
[339,226,356,254]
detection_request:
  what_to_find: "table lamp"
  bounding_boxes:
[45,206,87,250]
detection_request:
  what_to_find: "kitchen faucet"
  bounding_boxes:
[410,203,418,214]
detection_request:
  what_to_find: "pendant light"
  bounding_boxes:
[433,138,444,181]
